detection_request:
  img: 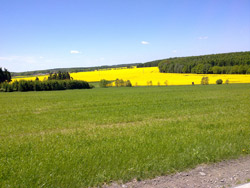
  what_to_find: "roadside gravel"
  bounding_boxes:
[105,155,250,188]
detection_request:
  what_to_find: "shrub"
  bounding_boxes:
[115,79,120,87]
[216,79,223,84]
[147,81,152,86]
[89,84,95,89]
[125,80,132,87]
[99,79,109,88]
[18,80,34,91]
[1,82,13,92]
[115,79,125,87]
[114,79,132,87]
[201,77,209,85]
[12,80,19,91]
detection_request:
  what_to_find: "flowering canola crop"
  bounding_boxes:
[13,67,250,86]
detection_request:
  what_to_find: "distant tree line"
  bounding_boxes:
[158,52,250,74]
[0,80,91,92]
[11,63,141,77]
[48,71,71,80]
[137,60,163,68]
[0,68,11,83]
[136,52,250,74]
[0,72,91,92]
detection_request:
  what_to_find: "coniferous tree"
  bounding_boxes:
[0,68,3,83]
[0,68,11,83]
[47,72,71,80]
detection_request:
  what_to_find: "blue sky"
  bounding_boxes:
[0,0,250,72]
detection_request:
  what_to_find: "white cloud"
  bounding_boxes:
[172,50,177,53]
[70,50,81,54]
[141,41,149,45]
[198,36,208,40]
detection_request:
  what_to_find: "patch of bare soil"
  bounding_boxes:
[105,155,250,188]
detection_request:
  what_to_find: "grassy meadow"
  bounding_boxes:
[0,84,250,187]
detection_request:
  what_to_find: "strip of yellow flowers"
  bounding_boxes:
[13,67,250,86]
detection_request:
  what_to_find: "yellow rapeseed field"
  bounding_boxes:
[13,75,48,82]
[13,67,250,86]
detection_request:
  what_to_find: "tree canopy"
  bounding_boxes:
[0,68,12,83]
[47,71,71,80]
[157,51,250,74]
[0,80,91,92]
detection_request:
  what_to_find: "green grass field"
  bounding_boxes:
[0,84,250,187]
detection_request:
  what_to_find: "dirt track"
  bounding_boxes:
[106,155,250,188]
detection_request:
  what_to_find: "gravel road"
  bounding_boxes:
[105,155,250,188]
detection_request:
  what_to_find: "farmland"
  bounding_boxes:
[0,84,250,187]
[13,67,250,86]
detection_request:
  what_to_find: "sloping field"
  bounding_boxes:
[0,84,250,187]
[13,67,250,86]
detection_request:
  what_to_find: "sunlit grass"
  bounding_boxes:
[0,84,250,187]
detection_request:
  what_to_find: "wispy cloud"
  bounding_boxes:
[141,41,149,45]
[0,55,55,72]
[198,36,208,40]
[70,50,81,54]
[0,56,36,63]
[172,50,177,53]
[0,56,16,61]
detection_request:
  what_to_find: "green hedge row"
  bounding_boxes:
[0,80,91,92]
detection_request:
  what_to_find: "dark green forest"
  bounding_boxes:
[0,72,90,92]
[0,80,91,92]
[0,68,11,83]
[157,51,250,74]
